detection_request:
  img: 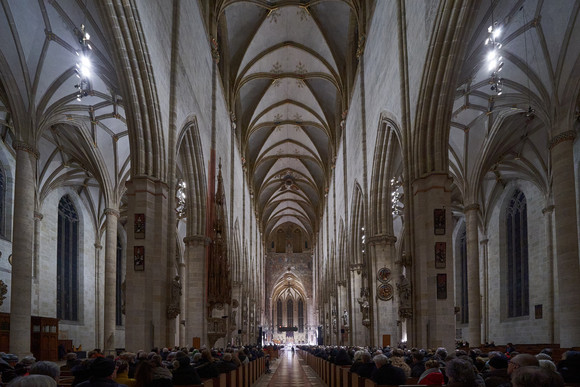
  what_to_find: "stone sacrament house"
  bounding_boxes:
[0,0,579,358]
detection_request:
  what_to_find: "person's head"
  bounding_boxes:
[8,375,57,387]
[489,354,509,370]
[372,354,389,368]
[150,355,163,367]
[89,357,116,379]
[538,359,557,373]
[223,353,232,362]
[65,353,78,362]
[115,360,129,375]
[511,366,557,387]
[536,353,552,361]
[192,352,202,362]
[201,349,214,362]
[134,360,153,387]
[411,352,424,363]
[3,353,18,367]
[361,352,372,363]
[446,358,476,383]
[435,347,448,359]
[30,361,60,380]
[425,359,440,370]
[508,354,539,375]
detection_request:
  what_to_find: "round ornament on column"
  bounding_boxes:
[377,267,391,283]
[377,283,394,301]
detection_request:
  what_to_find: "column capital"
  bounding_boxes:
[94,243,103,250]
[368,234,397,246]
[183,235,211,246]
[542,205,555,214]
[549,130,576,150]
[104,208,120,217]
[480,238,489,245]
[13,141,39,159]
[33,211,43,220]
[465,203,480,212]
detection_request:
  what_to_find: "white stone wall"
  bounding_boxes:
[485,180,552,343]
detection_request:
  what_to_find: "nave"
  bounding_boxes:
[255,350,323,387]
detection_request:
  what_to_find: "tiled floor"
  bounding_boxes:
[254,350,325,387]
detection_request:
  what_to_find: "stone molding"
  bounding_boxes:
[412,173,453,195]
[542,205,555,214]
[13,141,39,159]
[33,211,44,220]
[368,234,397,246]
[549,130,576,150]
[480,239,489,245]
[183,235,210,246]
[349,263,364,274]
[104,208,120,217]
[94,243,103,250]
[464,203,480,212]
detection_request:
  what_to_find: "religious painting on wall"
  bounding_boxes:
[437,273,447,299]
[434,209,445,235]
[435,242,446,268]
[535,304,543,319]
[134,214,145,239]
[134,246,145,271]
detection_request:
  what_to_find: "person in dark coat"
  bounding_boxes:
[216,353,238,374]
[334,348,352,366]
[171,354,201,385]
[370,354,406,386]
[410,352,426,377]
[557,350,580,383]
[483,354,510,387]
[76,357,127,387]
[351,352,375,378]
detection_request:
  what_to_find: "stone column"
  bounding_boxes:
[10,141,38,358]
[32,211,43,316]
[178,261,186,346]
[480,238,489,343]
[125,177,169,350]
[411,173,455,350]
[184,235,208,347]
[465,204,481,346]
[94,243,103,349]
[550,131,580,346]
[104,208,119,354]
[369,235,397,347]
[542,206,555,343]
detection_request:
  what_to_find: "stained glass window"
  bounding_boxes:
[287,299,293,327]
[57,195,79,321]
[298,298,304,332]
[277,298,282,328]
[0,167,5,238]
[506,190,529,317]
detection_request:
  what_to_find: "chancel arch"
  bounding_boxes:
[270,272,308,344]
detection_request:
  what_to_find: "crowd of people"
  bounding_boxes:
[0,345,270,387]
[299,343,580,386]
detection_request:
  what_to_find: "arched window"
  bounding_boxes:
[0,166,5,238]
[277,298,282,328]
[458,224,468,324]
[287,299,294,327]
[276,229,285,253]
[57,195,79,321]
[293,229,302,253]
[506,190,529,317]
[116,236,123,326]
[298,298,304,332]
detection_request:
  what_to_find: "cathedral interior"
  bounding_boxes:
[0,0,579,358]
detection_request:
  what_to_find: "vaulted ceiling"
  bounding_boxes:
[216,0,360,241]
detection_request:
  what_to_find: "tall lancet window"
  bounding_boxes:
[277,298,282,328]
[506,189,529,317]
[287,299,294,327]
[298,298,304,332]
[57,195,79,321]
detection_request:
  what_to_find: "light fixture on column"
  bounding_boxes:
[74,24,92,101]
[485,4,504,95]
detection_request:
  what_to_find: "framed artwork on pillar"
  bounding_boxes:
[134,246,145,271]
[134,214,145,239]
[437,273,447,299]
[435,242,446,268]
[434,209,445,235]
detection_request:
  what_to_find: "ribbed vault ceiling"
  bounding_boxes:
[219,0,357,240]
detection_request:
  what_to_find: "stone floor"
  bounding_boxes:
[254,350,324,387]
